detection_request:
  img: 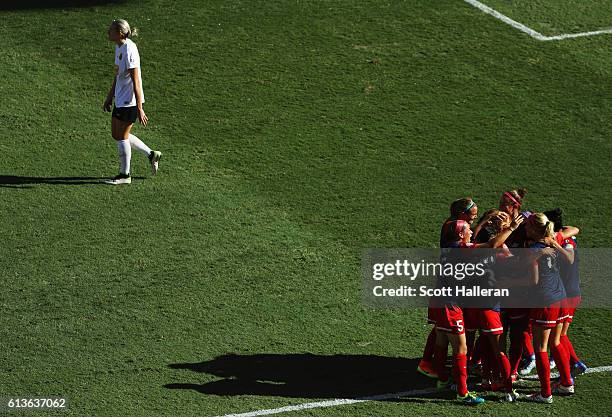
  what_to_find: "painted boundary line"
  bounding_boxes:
[215,365,612,417]
[463,0,612,41]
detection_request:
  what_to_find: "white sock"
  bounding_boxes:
[117,139,131,175]
[129,134,152,156]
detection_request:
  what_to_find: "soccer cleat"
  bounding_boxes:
[416,360,438,379]
[549,359,556,370]
[149,150,162,175]
[519,356,536,375]
[457,391,485,405]
[503,389,519,402]
[571,361,588,377]
[105,173,131,185]
[526,393,553,404]
[437,378,452,390]
[552,381,575,395]
[552,375,574,386]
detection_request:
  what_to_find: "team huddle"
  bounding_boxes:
[417,189,586,405]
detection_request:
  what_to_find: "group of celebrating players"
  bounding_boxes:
[417,189,587,405]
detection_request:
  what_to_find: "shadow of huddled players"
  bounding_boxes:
[164,353,443,399]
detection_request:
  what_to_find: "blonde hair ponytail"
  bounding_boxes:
[544,220,555,239]
[528,213,555,240]
[110,19,138,38]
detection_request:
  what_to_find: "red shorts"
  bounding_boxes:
[435,304,465,334]
[560,296,581,323]
[529,301,563,328]
[479,309,504,335]
[463,308,503,334]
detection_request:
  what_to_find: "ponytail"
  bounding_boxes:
[110,19,137,39]
[545,221,555,239]
[527,213,555,240]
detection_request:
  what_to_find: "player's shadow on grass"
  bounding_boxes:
[0,0,126,10]
[164,353,446,400]
[0,175,142,187]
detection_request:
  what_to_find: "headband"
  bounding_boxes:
[463,200,475,213]
[503,191,521,207]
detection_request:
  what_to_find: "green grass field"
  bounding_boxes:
[0,0,611,416]
[485,0,612,35]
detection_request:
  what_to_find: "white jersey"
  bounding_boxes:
[114,38,144,108]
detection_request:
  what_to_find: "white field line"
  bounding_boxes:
[463,0,612,41]
[522,364,612,380]
[545,28,612,41]
[215,365,612,417]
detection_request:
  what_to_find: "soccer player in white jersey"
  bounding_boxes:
[103,19,161,185]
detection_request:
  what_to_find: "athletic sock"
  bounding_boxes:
[535,351,551,397]
[480,338,493,382]
[433,344,449,382]
[498,352,512,392]
[453,354,468,396]
[128,133,152,156]
[485,342,499,382]
[509,324,524,374]
[551,342,573,386]
[481,358,492,383]
[472,334,485,365]
[560,335,581,365]
[523,329,535,356]
[117,139,131,175]
[422,328,437,363]
[466,331,476,363]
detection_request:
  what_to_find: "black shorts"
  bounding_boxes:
[112,105,138,124]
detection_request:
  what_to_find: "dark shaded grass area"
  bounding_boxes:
[0,0,127,10]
